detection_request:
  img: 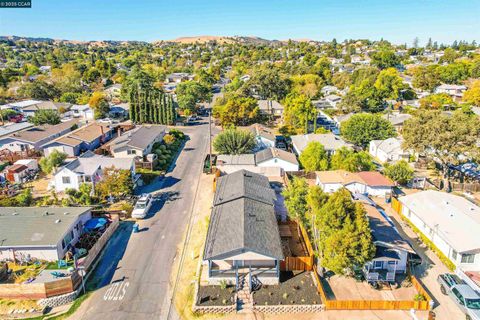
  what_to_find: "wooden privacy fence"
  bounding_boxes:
[279,221,315,272]
[0,273,78,300]
[78,216,120,271]
[312,267,432,311]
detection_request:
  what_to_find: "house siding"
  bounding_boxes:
[256,158,298,172]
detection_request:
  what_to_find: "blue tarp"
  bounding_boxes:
[84,218,108,232]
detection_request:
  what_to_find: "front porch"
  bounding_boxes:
[202,259,280,286]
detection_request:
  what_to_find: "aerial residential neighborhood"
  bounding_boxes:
[1,2,480,320]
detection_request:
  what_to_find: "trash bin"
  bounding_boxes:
[132,224,139,233]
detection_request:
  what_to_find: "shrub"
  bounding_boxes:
[219,280,227,290]
[413,294,426,301]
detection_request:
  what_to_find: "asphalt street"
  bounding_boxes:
[71,120,210,320]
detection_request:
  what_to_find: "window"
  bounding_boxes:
[461,254,475,264]
[451,250,457,261]
[388,261,397,265]
[127,149,137,155]
[452,288,465,305]
[62,176,71,184]
[374,261,383,269]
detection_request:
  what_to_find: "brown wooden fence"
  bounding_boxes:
[279,221,315,272]
[0,273,79,300]
[312,267,432,311]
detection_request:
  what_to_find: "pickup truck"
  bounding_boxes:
[438,274,480,320]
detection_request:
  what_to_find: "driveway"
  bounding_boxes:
[375,198,466,320]
[70,122,209,320]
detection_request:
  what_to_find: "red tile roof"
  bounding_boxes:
[356,171,394,187]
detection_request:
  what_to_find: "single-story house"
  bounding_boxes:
[0,122,34,139]
[108,125,166,159]
[369,137,409,163]
[21,101,71,118]
[109,103,129,119]
[0,119,79,153]
[435,84,467,101]
[247,124,276,151]
[255,147,299,172]
[316,170,394,197]
[43,122,114,157]
[71,104,94,121]
[0,207,92,261]
[166,73,194,83]
[382,113,412,133]
[363,204,414,282]
[324,94,342,109]
[53,151,134,192]
[203,170,283,285]
[333,113,354,128]
[257,100,284,117]
[321,85,339,96]
[14,159,38,171]
[396,190,480,271]
[216,154,256,174]
[291,133,351,155]
[104,84,122,99]
[2,100,42,113]
[2,164,29,183]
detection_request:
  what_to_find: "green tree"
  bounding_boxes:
[176,81,212,112]
[66,183,94,205]
[463,80,480,106]
[290,74,323,98]
[89,92,110,119]
[95,167,134,200]
[29,109,61,125]
[330,147,375,172]
[212,95,259,126]
[419,93,454,109]
[213,128,255,155]
[39,150,67,174]
[18,80,60,100]
[283,93,316,134]
[403,109,480,185]
[412,65,440,92]
[383,160,414,185]
[245,65,290,100]
[374,68,407,100]
[299,141,329,172]
[317,189,375,275]
[282,177,309,226]
[341,113,396,148]
[370,50,400,69]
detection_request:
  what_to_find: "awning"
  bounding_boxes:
[84,218,108,232]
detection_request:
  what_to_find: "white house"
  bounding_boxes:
[369,138,409,163]
[321,85,339,96]
[397,190,480,271]
[71,104,94,121]
[316,170,394,197]
[291,133,351,156]
[248,124,276,151]
[53,152,135,192]
[108,125,166,159]
[435,84,467,101]
[255,147,299,172]
[363,204,414,282]
[257,100,284,117]
[0,207,92,261]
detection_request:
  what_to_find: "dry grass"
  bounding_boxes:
[171,174,224,320]
[0,298,39,315]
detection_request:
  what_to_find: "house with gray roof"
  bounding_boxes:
[108,125,166,159]
[291,133,351,156]
[0,206,92,261]
[255,147,299,172]
[369,137,409,163]
[257,100,284,117]
[203,170,283,285]
[52,151,135,192]
[0,119,79,153]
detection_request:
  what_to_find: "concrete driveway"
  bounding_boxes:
[375,198,466,320]
[70,122,210,320]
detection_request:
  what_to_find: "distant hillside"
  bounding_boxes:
[158,35,284,45]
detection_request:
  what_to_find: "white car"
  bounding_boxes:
[131,194,153,219]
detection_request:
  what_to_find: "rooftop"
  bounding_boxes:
[399,190,480,253]
[110,125,166,152]
[9,119,78,144]
[291,133,350,153]
[316,170,394,187]
[255,147,298,165]
[0,207,91,247]
[62,153,134,176]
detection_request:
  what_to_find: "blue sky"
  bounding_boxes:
[0,0,479,44]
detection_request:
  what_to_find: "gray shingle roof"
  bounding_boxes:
[0,207,91,247]
[255,147,298,165]
[213,170,276,206]
[111,125,165,152]
[204,170,283,260]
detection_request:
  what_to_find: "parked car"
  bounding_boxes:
[132,194,153,219]
[8,114,24,123]
[438,274,480,320]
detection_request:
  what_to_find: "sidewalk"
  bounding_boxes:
[374,197,465,320]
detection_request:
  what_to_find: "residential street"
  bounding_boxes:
[70,121,210,320]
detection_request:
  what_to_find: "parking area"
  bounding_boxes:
[374,197,466,320]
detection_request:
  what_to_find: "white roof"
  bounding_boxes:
[370,137,404,156]
[291,133,351,153]
[71,104,92,111]
[437,84,467,90]
[399,190,480,253]
[8,100,42,108]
